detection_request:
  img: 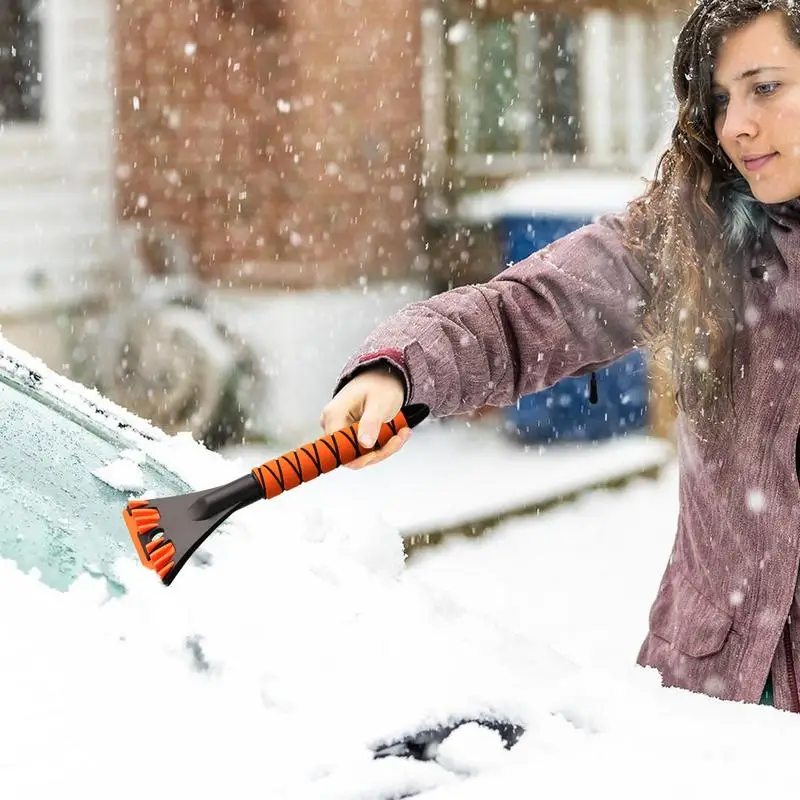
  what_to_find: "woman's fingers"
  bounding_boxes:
[320,367,407,470]
[346,427,412,470]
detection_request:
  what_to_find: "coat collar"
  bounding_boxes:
[764,198,800,230]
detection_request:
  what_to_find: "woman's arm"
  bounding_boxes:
[334,212,651,418]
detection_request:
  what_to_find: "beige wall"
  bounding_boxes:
[0,0,115,373]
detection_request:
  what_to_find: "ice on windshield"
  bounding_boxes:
[0,374,188,590]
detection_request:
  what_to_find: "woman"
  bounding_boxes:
[320,0,800,711]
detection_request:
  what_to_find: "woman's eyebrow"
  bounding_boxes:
[713,65,787,90]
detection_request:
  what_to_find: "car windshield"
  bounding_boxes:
[0,371,190,591]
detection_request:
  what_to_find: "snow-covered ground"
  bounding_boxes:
[222,416,673,539]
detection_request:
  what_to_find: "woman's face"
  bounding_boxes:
[713,11,800,203]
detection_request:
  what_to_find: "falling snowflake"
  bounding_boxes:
[747,489,766,514]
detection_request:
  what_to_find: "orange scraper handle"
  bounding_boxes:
[250,403,429,500]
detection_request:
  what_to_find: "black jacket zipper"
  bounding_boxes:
[784,622,800,712]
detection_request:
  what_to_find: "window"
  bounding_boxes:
[0,0,43,123]
[452,14,583,161]
[420,3,682,195]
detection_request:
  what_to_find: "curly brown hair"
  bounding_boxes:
[626,0,800,422]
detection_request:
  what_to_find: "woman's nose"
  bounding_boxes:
[720,98,759,141]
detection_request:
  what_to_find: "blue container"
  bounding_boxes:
[500,213,648,443]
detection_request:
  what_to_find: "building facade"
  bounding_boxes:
[0,0,689,442]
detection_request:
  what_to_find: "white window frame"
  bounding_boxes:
[425,5,682,183]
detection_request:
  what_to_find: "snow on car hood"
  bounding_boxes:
[0,481,567,798]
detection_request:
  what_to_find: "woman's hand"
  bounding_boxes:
[320,368,409,469]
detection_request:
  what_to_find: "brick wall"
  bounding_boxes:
[114,0,425,289]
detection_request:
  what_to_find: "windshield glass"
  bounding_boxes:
[0,372,190,591]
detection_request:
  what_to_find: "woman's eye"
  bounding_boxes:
[712,93,728,111]
[755,82,779,96]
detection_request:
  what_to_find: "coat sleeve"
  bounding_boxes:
[334,212,652,417]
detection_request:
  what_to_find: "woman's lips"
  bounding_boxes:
[742,153,777,171]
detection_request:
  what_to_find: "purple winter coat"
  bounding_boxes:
[335,201,800,712]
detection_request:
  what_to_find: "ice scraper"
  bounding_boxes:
[122,404,429,586]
